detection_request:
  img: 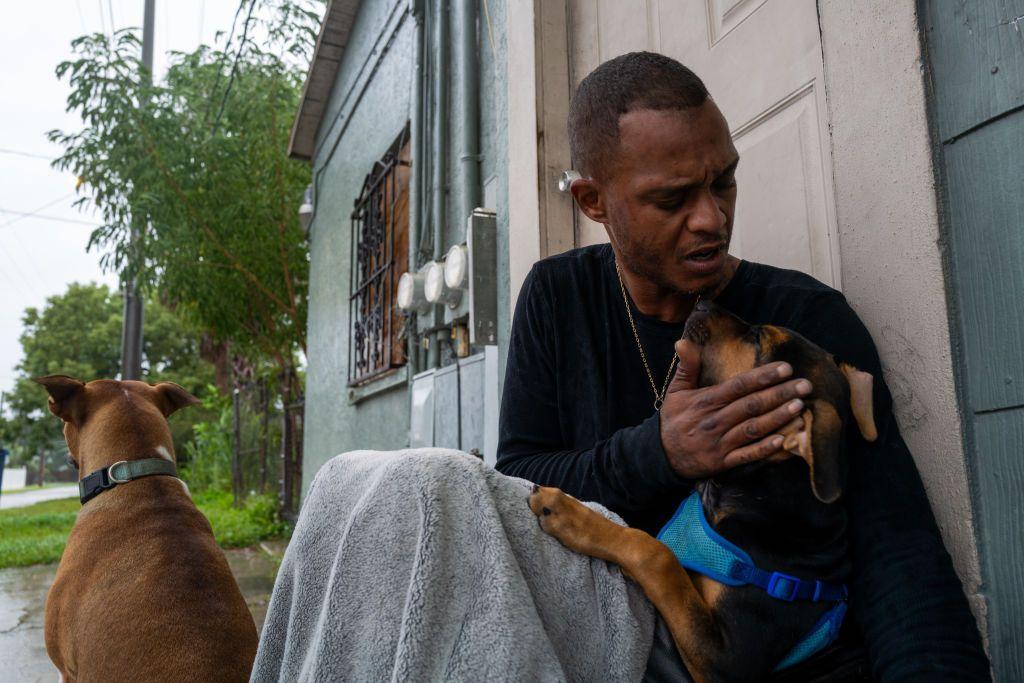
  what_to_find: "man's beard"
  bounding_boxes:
[617,238,730,298]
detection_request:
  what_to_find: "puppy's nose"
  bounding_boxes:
[695,299,713,314]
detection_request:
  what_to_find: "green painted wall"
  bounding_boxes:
[921,1,1024,678]
[302,0,509,492]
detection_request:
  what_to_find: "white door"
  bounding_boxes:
[566,0,841,288]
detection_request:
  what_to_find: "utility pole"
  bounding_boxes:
[121,0,155,380]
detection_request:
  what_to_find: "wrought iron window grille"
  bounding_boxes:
[348,128,411,386]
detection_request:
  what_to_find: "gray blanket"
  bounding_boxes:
[251,449,656,682]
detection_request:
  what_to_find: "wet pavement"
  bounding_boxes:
[0,539,288,681]
[0,486,79,510]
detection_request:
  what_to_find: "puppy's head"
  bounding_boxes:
[683,301,877,503]
[33,376,200,470]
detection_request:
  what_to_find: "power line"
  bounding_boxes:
[0,210,99,228]
[0,147,55,161]
[0,194,77,229]
[201,0,247,126]
[0,230,50,296]
[0,192,86,292]
[212,0,259,134]
[198,0,206,44]
[203,0,249,127]
[74,0,89,33]
[96,0,108,40]
[0,220,56,291]
[0,224,38,298]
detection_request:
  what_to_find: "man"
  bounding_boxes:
[497,52,988,680]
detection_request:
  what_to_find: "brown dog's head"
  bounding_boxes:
[684,301,877,503]
[33,376,200,470]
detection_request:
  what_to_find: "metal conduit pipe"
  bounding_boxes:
[407,0,426,374]
[429,0,449,368]
[455,0,481,219]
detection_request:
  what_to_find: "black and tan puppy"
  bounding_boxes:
[529,301,877,682]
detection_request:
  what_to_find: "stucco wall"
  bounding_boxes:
[303,0,414,492]
[817,0,983,627]
[302,0,510,491]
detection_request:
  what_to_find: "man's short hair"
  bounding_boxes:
[568,51,709,180]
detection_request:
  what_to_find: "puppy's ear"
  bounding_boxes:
[838,363,877,442]
[33,375,86,423]
[153,382,201,417]
[781,410,813,461]
[784,404,845,504]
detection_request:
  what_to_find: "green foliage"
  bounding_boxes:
[180,389,234,493]
[193,490,290,548]
[49,1,321,366]
[0,283,213,469]
[0,491,290,569]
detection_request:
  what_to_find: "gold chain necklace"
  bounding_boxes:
[615,262,696,411]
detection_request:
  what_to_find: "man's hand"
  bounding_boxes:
[659,338,813,479]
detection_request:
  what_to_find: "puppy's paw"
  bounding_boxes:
[528,484,606,555]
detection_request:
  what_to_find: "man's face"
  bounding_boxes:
[579,101,739,295]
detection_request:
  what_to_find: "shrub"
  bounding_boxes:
[180,388,234,494]
[193,489,290,548]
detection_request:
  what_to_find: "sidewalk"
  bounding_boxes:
[0,485,79,510]
[0,539,287,681]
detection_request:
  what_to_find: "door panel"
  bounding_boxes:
[566,0,841,287]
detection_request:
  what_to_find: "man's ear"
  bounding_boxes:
[153,382,201,417]
[569,177,609,224]
[33,375,86,423]
[838,362,877,442]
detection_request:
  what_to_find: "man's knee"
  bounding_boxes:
[319,448,484,498]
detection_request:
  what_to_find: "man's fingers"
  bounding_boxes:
[721,434,786,469]
[719,392,808,453]
[713,378,813,435]
[707,361,794,406]
[666,338,702,393]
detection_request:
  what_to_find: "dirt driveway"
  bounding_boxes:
[0,540,287,682]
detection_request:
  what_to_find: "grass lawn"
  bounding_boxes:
[0,490,290,569]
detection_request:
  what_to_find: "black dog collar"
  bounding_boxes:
[79,458,179,505]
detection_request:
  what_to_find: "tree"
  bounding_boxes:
[0,283,213,474]
[47,1,321,511]
[48,1,319,372]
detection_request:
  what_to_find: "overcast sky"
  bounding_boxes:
[0,1,242,399]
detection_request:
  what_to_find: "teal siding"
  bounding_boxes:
[923,2,1024,142]
[944,111,1024,412]
[972,410,1024,673]
[922,1,1024,678]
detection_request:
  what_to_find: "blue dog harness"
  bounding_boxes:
[657,491,848,671]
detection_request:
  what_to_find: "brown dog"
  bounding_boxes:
[36,376,258,682]
[528,301,877,682]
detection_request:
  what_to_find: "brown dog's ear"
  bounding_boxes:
[838,363,877,442]
[153,382,201,417]
[33,375,86,423]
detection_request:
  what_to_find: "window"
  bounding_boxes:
[348,127,410,386]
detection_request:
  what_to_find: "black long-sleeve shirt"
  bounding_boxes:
[497,244,989,681]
